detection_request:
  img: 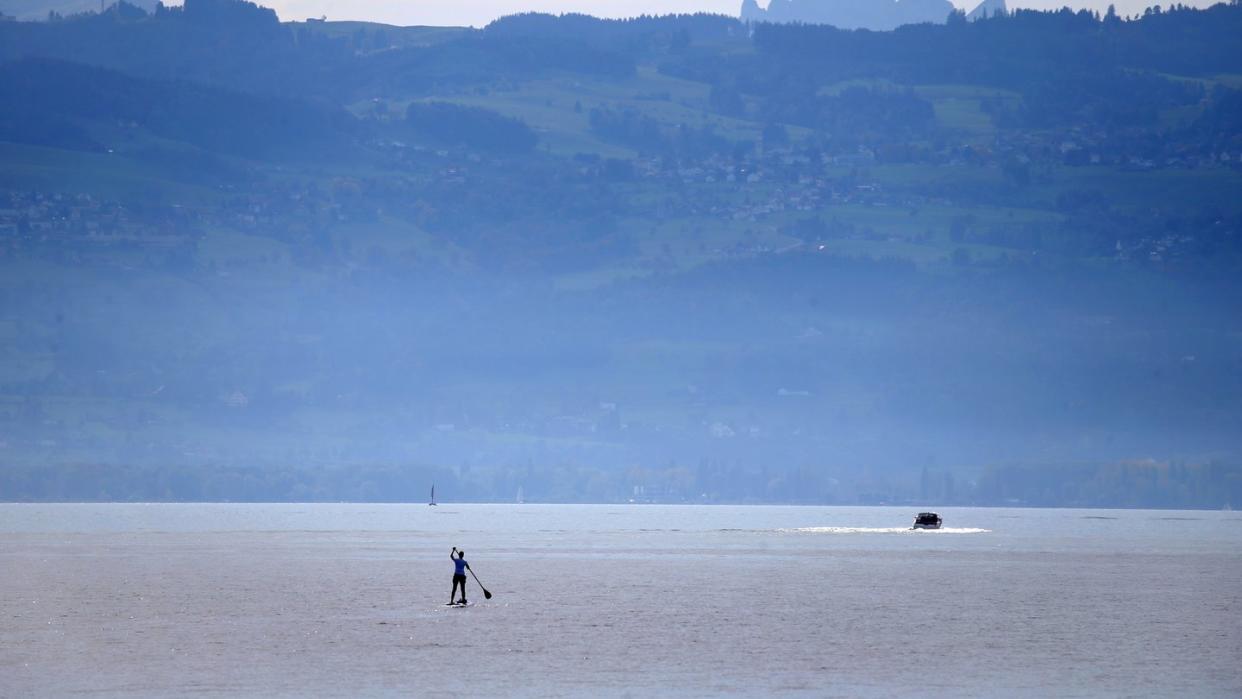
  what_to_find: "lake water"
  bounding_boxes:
[2,504,1239,697]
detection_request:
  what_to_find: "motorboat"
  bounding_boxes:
[911,512,942,529]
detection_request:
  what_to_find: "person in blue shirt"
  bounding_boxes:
[449,547,470,605]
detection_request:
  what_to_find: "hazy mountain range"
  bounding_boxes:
[1,0,1239,505]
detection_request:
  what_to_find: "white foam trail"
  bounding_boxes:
[779,526,991,534]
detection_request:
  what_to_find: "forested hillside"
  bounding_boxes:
[1,0,1240,505]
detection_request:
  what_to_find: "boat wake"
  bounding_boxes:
[779,526,991,534]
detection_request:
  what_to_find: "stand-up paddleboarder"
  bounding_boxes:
[449,547,470,605]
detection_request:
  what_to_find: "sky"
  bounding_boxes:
[160,0,1223,27]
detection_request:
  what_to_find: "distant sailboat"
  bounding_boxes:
[429,484,437,506]
[516,486,525,504]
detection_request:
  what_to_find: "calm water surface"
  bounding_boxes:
[2,504,1239,697]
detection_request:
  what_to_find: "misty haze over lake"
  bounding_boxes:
[0,0,1240,507]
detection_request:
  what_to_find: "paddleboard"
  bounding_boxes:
[444,602,473,608]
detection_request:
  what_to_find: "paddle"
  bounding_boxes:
[467,566,493,600]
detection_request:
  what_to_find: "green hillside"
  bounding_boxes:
[1,3,1241,504]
